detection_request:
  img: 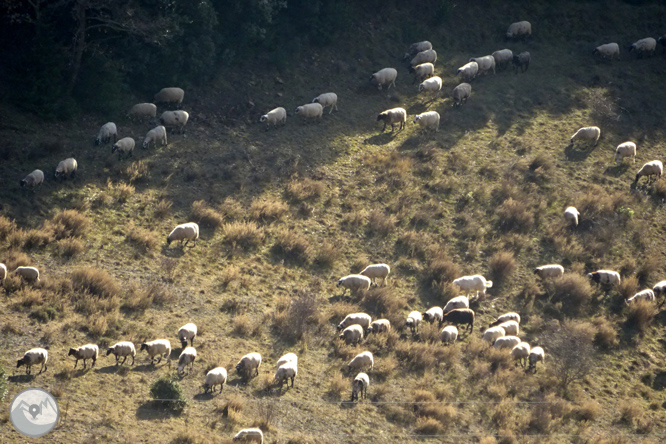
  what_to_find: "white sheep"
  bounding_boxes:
[564,206,580,227]
[626,289,656,304]
[128,103,157,121]
[203,367,228,393]
[167,222,199,247]
[469,56,496,75]
[177,346,197,375]
[528,346,545,373]
[140,339,171,366]
[410,49,437,68]
[313,93,338,114]
[55,158,77,180]
[497,320,519,336]
[160,110,190,134]
[376,107,407,132]
[351,372,370,401]
[569,126,601,147]
[106,342,136,366]
[0,263,6,284]
[511,342,531,367]
[295,103,323,122]
[629,37,657,58]
[337,275,372,295]
[444,296,470,313]
[370,68,398,90]
[440,325,458,345]
[405,41,432,58]
[418,76,443,99]
[340,324,364,344]
[452,83,472,106]
[489,312,521,327]
[653,281,666,299]
[236,352,262,379]
[154,87,185,107]
[348,351,373,372]
[492,49,514,70]
[412,62,435,84]
[68,344,99,369]
[143,125,168,149]
[178,323,198,348]
[533,264,564,279]
[95,122,117,146]
[482,326,506,344]
[337,313,372,331]
[14,266,40,283]
[456,61,478,82]
[276,352,297,368]
[493,336,521,349]
[615,142,636,164]
[453,275,492,298]
[405,310,422,334]
[112,137,135,160]
[587,270,621,286]
[274,360,297,388]
[634,160,663,184]
[423,307,444,324]
[17,348,48,374]
[20,170,44,188]
[413,111,440,132]
[506,21,532,39]
[233,428,264,443]
[359,263,391,286]
[594,43,620,60]
[366,319,391,334]
[260,107,287,128]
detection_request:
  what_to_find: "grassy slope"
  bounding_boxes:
[2,0,666,442]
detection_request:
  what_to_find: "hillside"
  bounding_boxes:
[2,1,666,443]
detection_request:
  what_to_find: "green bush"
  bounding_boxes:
[150,374,188,414]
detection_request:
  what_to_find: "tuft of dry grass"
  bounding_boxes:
[360,287,406,319]
[366,209,397,236]
[488,250,516,285]
[272,292,322,343]
[153,199,173,219]
[325,372,348,400]
[56,238,84,258]
[0,215,16,240]
[576,401,601,422]
[414,417,445,435]
[618,275,639,301]
[286,178,325,202]
[548,273,593,314]
[115,182,135,203]
[314,242,340,268]
[625,300,657,333]
[219,265,241,289]
[591,316,618,348]
[495,198,534,232]
[222,221,264,250]
[71,267,120,299]
[231,314,262,337]
[125,223,159,253]
[249,198,289,222]
[122,160,149,183]
[192,200,225,229]
[51,209,90,238]
[271,228,312,263]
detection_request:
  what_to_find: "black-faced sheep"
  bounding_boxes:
[512,52,530,73]
[203,367,227,393]
[337,275,372,295]
[68,344,99,369]
[55,158,77,180]
[587,270,621,286]
[634,160,663,184]
[359,264,390,286]
[260,107,287,128]
[154,87,185,107]
[17,348,48,374]
[106,342,136,366]
[370,68,398,90]
[177,346,197,375]
[506,21,531,39]
[351,372,369,402]
[629,38,657,58]
[20,170,44,188]
[442,308,475,333]
[452,83,472,107]
[167,222,199,247]
[376,108,407,133]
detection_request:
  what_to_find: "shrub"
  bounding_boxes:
[51,209,89,238]
[325,372,347,401]
[286,178,324,201]
[122,160,149,183]
[150,374,187,413]
[56,238,84,258]
[495,198,534,232]
[576,401,601,421]
[21,228,53,249]
[625,300,657,334]
[591,316,618,348]
[488,250,516,285]
[153,199,173,219]
[366,210,397,236]
[619,275,639,301]
[0,216,16,240]
[71,267,120,298]
[272,292,321,342]
[314,242,340,268]
[548,273,593,314]
[425,256,460,285]
[271,228,312,263]
[191,200,224,229]
[249,198,289,222]
[125,223,159,253]
[360,287,406,319]
[414,417,444,435]
[222,221,264,250]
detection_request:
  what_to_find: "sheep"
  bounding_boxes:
[233,428,264,443]
[629,37,657,58]
[493,336,521,349]
[418,76,443,100]
[112,137,135,160]
[13,266,40,283]
[376,108,407,133]
[594,43,620,60]
[497,320,519,336]
[440,326,459,345]
[444,296,470,313]
[167,222,199,247]
[405,310,422,334]
[456,61,478,82]
[370,68,398,90]
[587,270,621,286]
[337,312,372,331]
[142,125,168,149]
[634,160,663,184]
[0,263,6,284]
[452,83,472,107]
[569,126,600,148]
[236,352,262,379]
[337,275,372,295]
[359,263,391,287]
[95,122,117,146]
[410,49,437,68]
[348,351,373,372]
[260,107,287,128]
[511,342,531,367]
[533,264,564,279]
[423,307,444,324]
[295,103,323,122]
[413,111,440,132]
[482,326,506,344]
[154,87,185,107]
[366,319,391,334]
[203,367,227,393]
[489,312,521,327]
[412,62,435,84]
[442,308,475,333]
[564,206,580,227]
[405,41,433,59]
[313,93,338,114]
[626,289,656,304]
[140,339,171,366]
[653,281,666,299]
[68,344,99,369]
[20,169,44,188]
[339,324,364,344]
[528,346,545,373]
[178,323,197,348]
[470,56,496,75]
[615,142,636,164]
[512,52,530,73]
[453,275,493,299]
[55,158,77,180]
[17,348,48,374]
[351,372,369,402]
[128,103,157,121]
[276,353,297,368]
[506,21,532,39]
[177,346,197,375]
[492,49,514,70]
[160,110,190,134]
[106,341,136,366]
[274,360,297,388]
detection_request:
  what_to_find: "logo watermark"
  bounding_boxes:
[9,388,60,437]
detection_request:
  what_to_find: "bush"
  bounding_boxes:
[286,178,324,201]
[272,292,321,342]
[150,374,187,413]
[495,198,534,232]
[56,238,84,258]
[51,209,90,238]
[222,221,264,250]
[488,250,516,285]
[191,200,224,229]
[271,228,312,263]
[625,300,657,334]
[249,198,289,222]
[314,242,340,268]
[125,223,159,253]
[71,267,120,299]
[548,273,593,314]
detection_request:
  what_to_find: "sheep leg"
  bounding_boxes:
[131,355,135,365]
[40,363,46,373]
[73,359,78,369]
[92,356,96,367]
[121,356,127,365]
[290,376,295,387]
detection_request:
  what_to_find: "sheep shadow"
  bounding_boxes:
[161,245,188,258]
[8,374,36,383]
[604,164,630,177]
[363,132,401,146]
[96,364,130,374]
[136,401,181,420]
[339,400,358,410]
[564,144,594,161]
[193,392,216,401]
[132,363,168,373]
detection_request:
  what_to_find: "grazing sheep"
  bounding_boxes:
[634,160,663,184]
[376,107,407,132]
[497,320,519,336]
[489,312,521,327]
[534,264,565,279]
[20,169,44,188]
[569,126,600,147]
[17,348,48,374]
[629,37,657,58]
[55,158,77,180]
[506,21,532,39]
[653,281,666,300]
[274,360,297,388]
[482,326,506,344]
[405,41,433,59]
[295,103,323,122]
[442,308,475,333]
[528,347,545,373]
[140,340,171,366]
[418,76,443,99]
[444,296,470,313]
[626,289,656,304]
[470,56,496,75]
[68,344,99,369]
[405,310,423,334]
[423,307,444,324]
[177,346,197,375]
[587,270,621,286]
[564,206,580,227]
[14,266,40,283]
[370,68,398,90]
[236,352,262,379]
[594,43,620,60]
[366,319,391,334]
[359,263,391,287]
[337,275,372,295]
[337,312,372,331]
[160,110,190,134]
[412,62,435,84]
[95,122,117,146]
[203,367,227,393]
[128,103,157,121]
[453,275,493,299]
[410,49,437,68]
[0,263,6,284]
[154,87,185,107]
[143,125,168,149]
[512,52,530,73]
[615,142,636,164]
[413,111,440,132]
[511,342,531,367]
[493,336,521,349]
[233,428,264,443]
[351,372,369,401]
[276,353,297,368]
[456,61,479,82]
[339,324,364,344]
[260,107,287,128]
[178,323,197,348]
[112,137,135,160]
[492,49,514,70]
[452,83,472,106]
[167,222,199,247]
[106,342,136,366]
[313,93,338,114]
[348,351,374,372]
[440,325,459,345]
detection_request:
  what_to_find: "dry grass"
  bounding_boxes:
[488,250,516,285]
[314,241,340,268]
[285,178,325,202]
[125,222,159,253]
[56,238,84,258]
[0,215,16,240]
[625,300,657,333]
[122,160,149,183]
[51,209,90,238]
[191,200,225,229]
[249,198,289,222]
[115,182,135,203]
[271,228,312,263]
[153,199,173,219]
[547,273,593,314]
[222,221,264,250]
[71,267,120,299]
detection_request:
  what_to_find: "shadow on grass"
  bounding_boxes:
[136,401,182,420]
[96,365,129,374]
[8,374,36,383]
[364,131,402,146]
[564,144,595,161]
[604,164,631,177]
